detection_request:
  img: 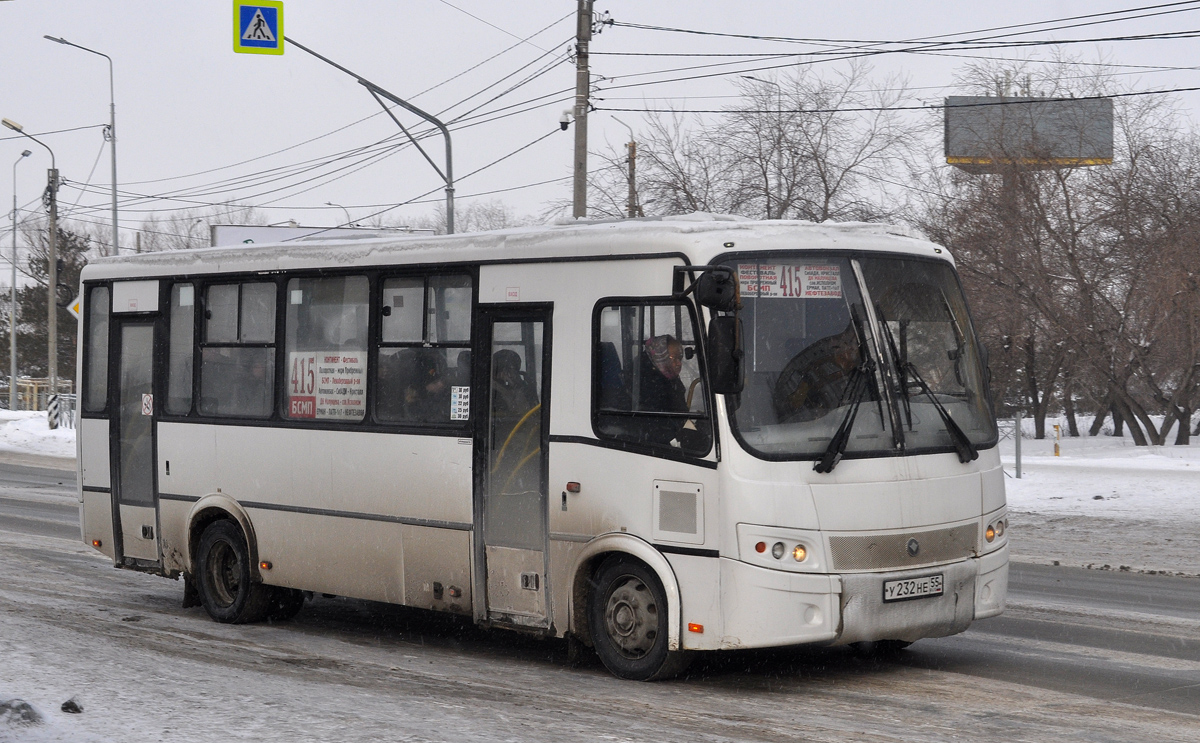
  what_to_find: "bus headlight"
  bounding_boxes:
[736,524,824,572]
[985,525,995,542]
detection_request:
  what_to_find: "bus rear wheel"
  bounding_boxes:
[196,520,271,624]
[589,556,690,681]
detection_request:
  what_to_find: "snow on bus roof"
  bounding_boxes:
[81,214,946,281]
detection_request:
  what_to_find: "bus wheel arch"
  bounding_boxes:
[569,535,686,678]
[186,495,262,584]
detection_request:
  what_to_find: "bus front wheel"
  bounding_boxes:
[589,556,691,681]
[195,520,272,624]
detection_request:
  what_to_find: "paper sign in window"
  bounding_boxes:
[287,351,366,420]
[738,263,842,299]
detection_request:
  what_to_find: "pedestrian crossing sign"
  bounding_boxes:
[234,0,284,55]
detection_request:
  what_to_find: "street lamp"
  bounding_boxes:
[10,149,30,410]
[2,118,59,398]
[325,201,354,227]
[45,35,119,255]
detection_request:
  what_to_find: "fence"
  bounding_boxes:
[996,412,1023,478]
[47,393,76,430]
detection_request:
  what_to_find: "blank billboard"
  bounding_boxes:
[944,96,1113,173]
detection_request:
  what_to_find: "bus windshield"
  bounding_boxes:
[723,254,995,461]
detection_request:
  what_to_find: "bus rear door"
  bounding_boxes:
[109,281,161,567]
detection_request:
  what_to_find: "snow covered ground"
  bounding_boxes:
[998,417,1200,576]
[0,410,76,462]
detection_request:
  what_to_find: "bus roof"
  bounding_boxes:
[80,214,951,282]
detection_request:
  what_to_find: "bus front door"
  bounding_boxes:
[475,308,552,629]
[111,321,160,566]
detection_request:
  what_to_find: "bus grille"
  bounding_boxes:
[828,526,976,571]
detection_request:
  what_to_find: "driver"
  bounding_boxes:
[771,322,861,423]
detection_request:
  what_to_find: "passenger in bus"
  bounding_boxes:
[490,349,537,443]
[235,353,273,417]
[452,349,472,387]
[403,348,449,421]
[639,335,707,449]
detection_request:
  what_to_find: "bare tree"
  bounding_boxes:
[410,199,533,235]
[137,203,265,252]
[576,62,920,222]
[915,57,1200,444]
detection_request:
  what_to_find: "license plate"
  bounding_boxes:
[882,574,944,602]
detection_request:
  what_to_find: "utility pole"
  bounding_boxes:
[2,119,58,409]
[613,117,640,219]
[626,141,640,219]
[572,0,594,219]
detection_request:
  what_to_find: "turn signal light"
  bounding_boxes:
[985,525,995,543]
[792,544,807,562]
[755,541,767,553]
[91,539,102,548]
[260,561,272,570]
[687,623,704,633]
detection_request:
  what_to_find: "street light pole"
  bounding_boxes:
[325,201,353,227]
[45,36,119,255]
[10,149,30,410]
[2,119,58,399]
[284,37,455,234]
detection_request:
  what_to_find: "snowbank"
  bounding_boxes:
[0,411,75,460]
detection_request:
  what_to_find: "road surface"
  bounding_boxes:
[1,461,1197,742]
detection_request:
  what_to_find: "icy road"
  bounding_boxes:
[1,460,1198,743]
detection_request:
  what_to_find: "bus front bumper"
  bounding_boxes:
[715,545,1008,650]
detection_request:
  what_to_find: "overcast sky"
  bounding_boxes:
[3,1,1199,247]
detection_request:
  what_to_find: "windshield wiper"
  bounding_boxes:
[813,356,875,474]
[903,362,979,463]
[875,302,976,462]
[875,304,913,430]
[814,307,881,474]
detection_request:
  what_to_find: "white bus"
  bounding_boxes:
[77,215,1007,680]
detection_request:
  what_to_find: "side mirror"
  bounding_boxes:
[707,315,744,394]
[694,270,738,312]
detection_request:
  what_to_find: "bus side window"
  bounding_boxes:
[375,274,472,426]
[593,301,712,457]
[83,285,111,413]
[283,276,368,422]
[198,282,277,418]
[166,284,194,415]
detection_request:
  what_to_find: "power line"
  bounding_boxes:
[594,84,1200,115]
[607,2,1200,46]
[121,20,574,191]
[433,0,551,51]
[0,123,106,144]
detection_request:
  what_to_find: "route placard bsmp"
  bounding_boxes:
[233,0,284,55]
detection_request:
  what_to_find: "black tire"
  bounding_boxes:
[195,520,272,624]
[589,556,691,681]
[267,587,306,621]
[852,639,913,656]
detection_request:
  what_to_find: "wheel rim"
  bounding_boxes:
[603,575,659,659]
[205,540,241,608]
